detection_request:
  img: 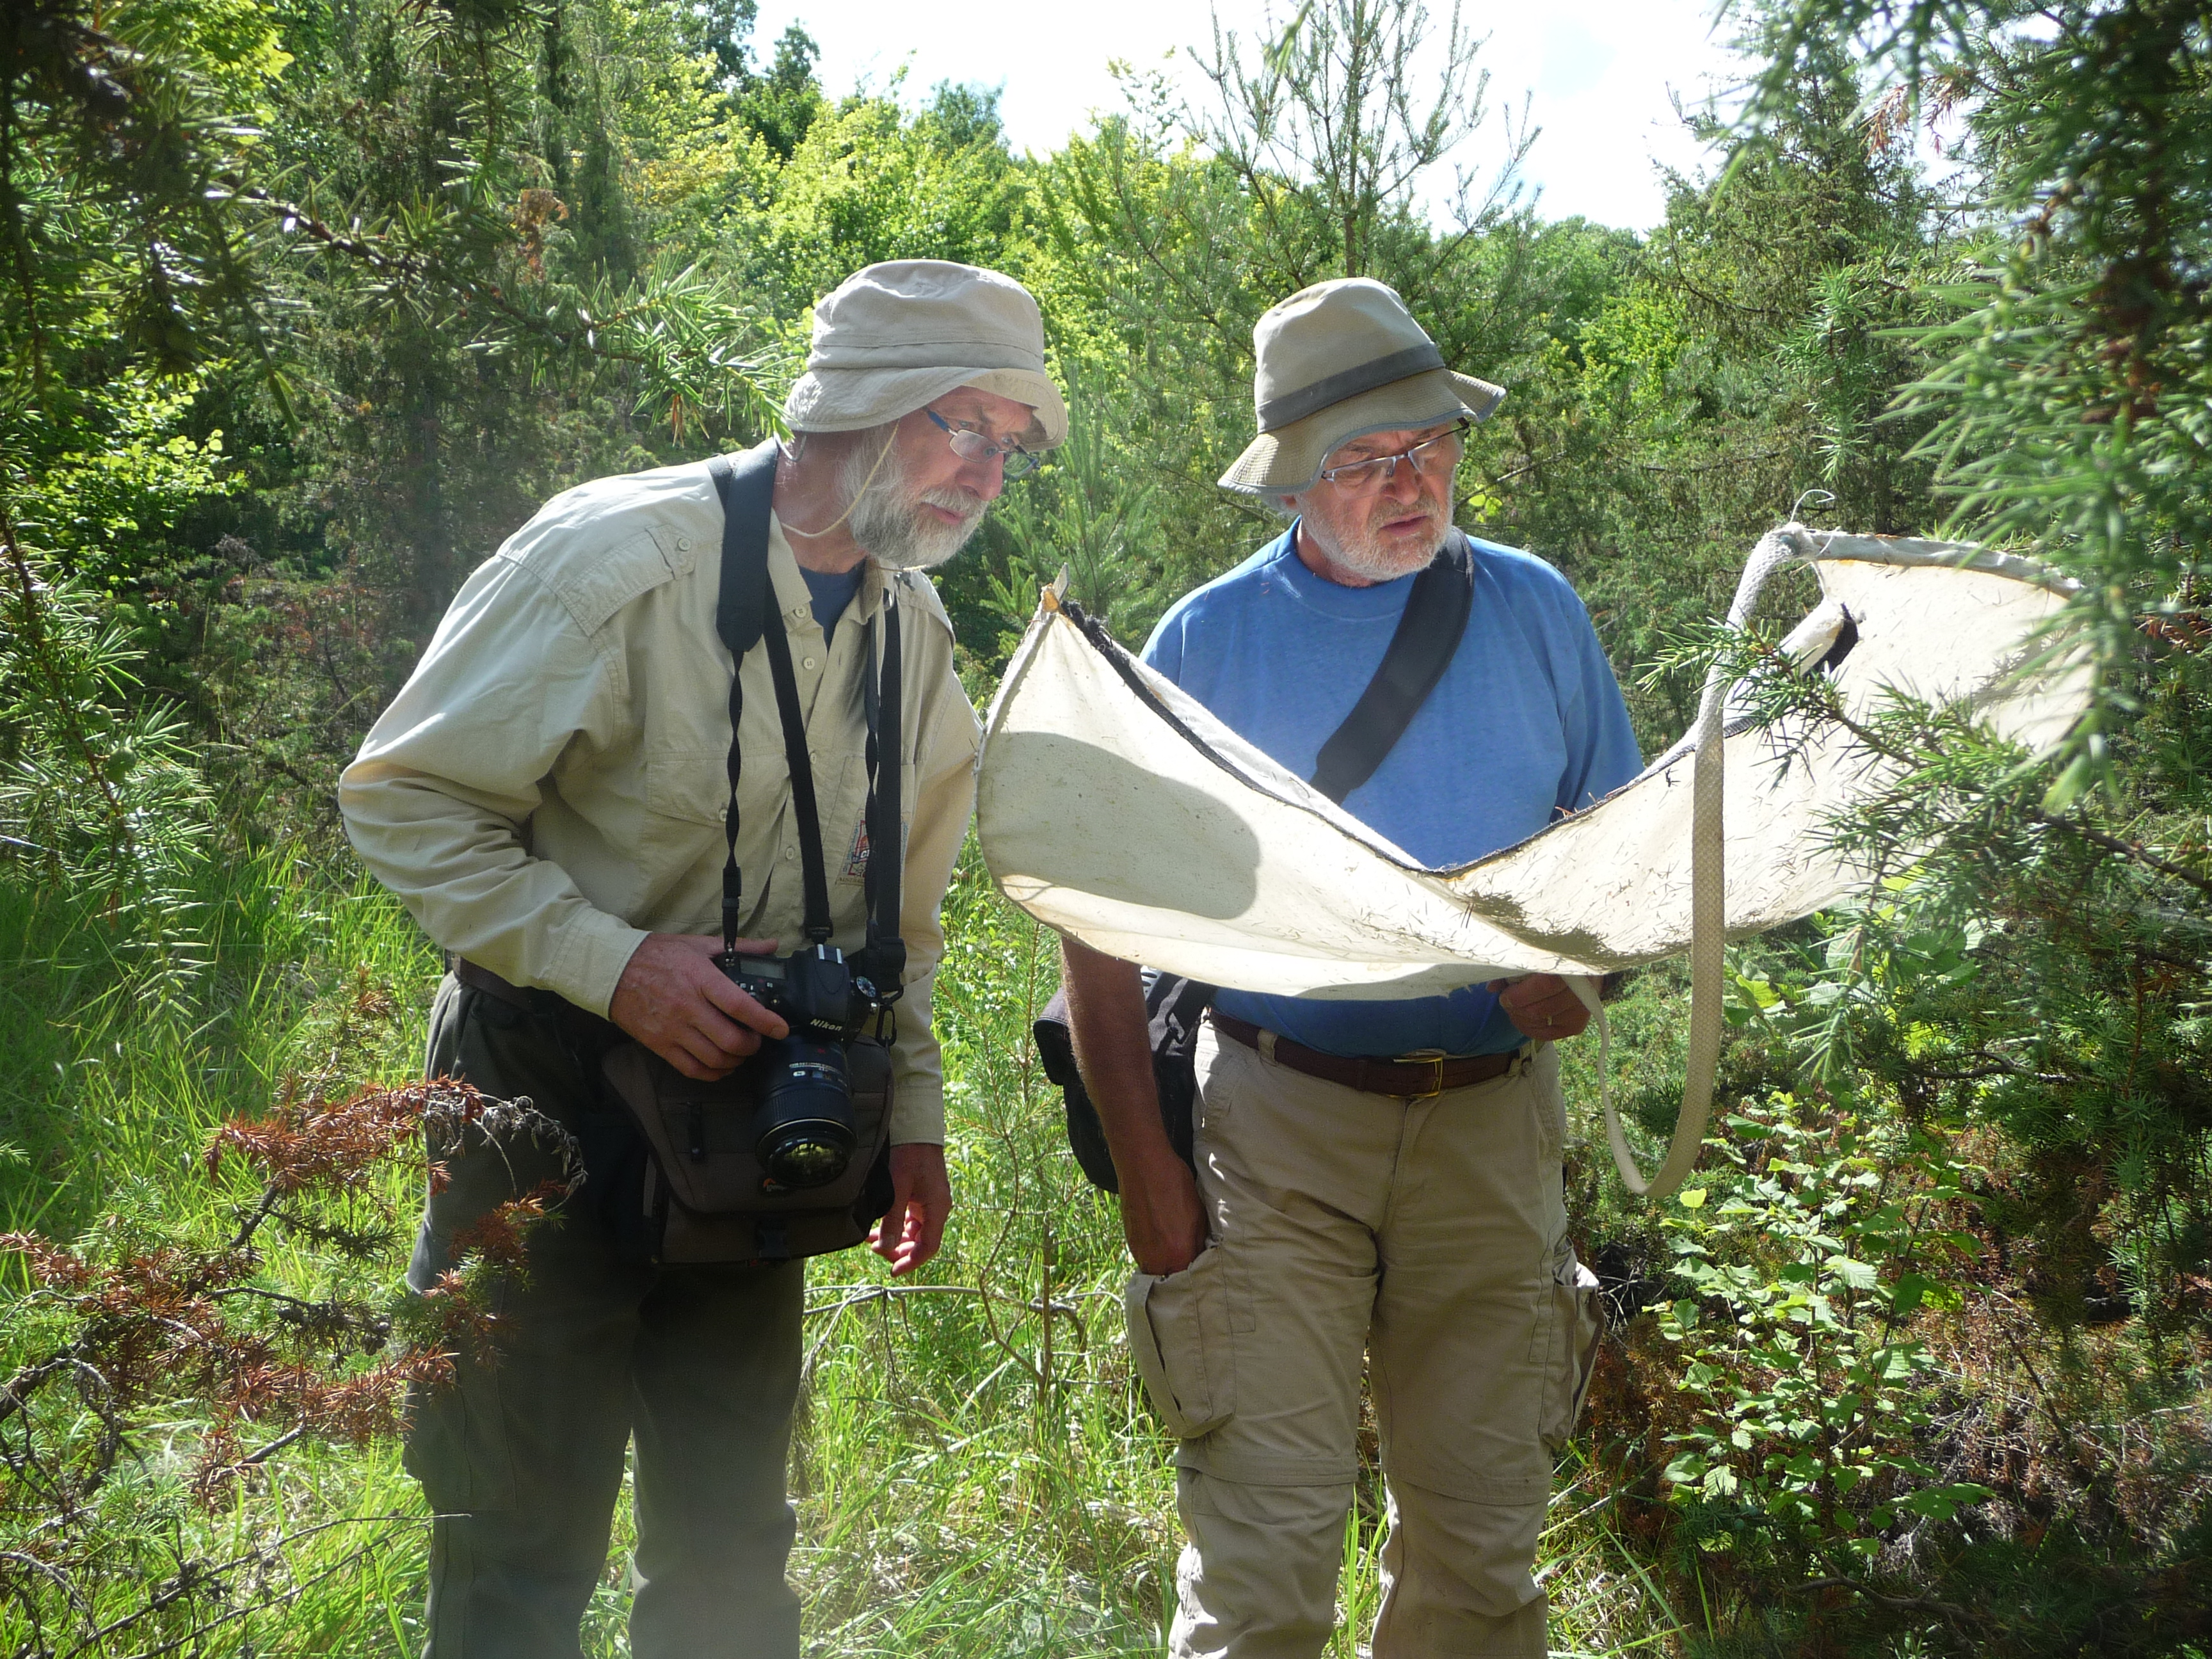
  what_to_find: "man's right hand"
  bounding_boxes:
[610,933,790,1080]
[1059,935,1212,1278]
[1119,1150,1210,1277]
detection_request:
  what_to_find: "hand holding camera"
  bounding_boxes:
[611,933,790,1081]
[713,938,894,1190]
[614,931,897,1194]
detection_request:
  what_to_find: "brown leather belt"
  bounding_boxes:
[1210,1011,1527,1097]
[451,956,619,1040]
[452,955,539,1010]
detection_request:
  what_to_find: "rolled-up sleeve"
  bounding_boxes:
[337,556,648,1016]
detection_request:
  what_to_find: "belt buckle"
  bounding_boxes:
[1392,1047,1448,1098]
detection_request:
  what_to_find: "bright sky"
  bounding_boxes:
[754,0,1751,232]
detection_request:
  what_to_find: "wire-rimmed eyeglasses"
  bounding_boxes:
[1317,420,1469,490]
[926,408,1041,479]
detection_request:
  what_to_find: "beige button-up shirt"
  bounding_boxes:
[338,455,982,1144]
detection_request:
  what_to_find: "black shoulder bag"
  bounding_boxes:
[597,439,908,1263]
[1036,533,1476,1192]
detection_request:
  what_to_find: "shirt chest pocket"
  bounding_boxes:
[644,746,787,827]
[648,745,881,884]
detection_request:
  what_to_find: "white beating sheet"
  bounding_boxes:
[977,530,2089,1000]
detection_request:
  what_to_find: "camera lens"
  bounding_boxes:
[755,1037,857,1190]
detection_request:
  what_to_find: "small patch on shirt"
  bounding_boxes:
[843,819,906,881]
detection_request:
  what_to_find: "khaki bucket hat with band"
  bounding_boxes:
[783,259,1069,451]
[1219,277,1503,496]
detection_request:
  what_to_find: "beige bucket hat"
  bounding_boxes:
[783,260,1068,450]
[1219,278,1503,495]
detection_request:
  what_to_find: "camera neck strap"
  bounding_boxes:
[707,443,905,1001]
[858,588,906,1002]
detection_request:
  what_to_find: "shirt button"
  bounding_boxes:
[801,655,817,671]
[781,845,796,860]
[675,536,693,552]
[789,604,807,621]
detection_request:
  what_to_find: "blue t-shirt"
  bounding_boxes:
[1141,525,1642,1057]
[800,562,864,637]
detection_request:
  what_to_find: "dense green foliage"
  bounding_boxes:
[3,0,2209,1651]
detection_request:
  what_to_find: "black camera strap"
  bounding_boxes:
[858,597,906,1004]
[757,585,835,945]
[708,442,904,998]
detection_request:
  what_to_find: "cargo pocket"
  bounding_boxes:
[401,1275,520,1512]
[1125,1245,1237,1440]
[1539,1247,1604,1452]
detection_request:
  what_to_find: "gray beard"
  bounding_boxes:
[841,439,988,571]
[1325,505,1447,582]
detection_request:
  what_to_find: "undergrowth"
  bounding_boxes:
[0,840,1689,1656]
[4,831,2209,1656]
[1570,954,2212,1658]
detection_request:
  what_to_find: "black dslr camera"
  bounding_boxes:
[714,944,890,1191]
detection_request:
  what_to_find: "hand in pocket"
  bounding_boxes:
[1125,1246,1237,1440]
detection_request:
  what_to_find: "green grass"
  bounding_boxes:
[0,840,1689,1656]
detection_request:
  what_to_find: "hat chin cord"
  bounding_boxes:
[783,428,897,541]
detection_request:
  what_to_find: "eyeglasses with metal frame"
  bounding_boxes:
[1316,419,1470,491]
[925,408,1041,479]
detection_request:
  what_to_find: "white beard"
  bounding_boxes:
[841,439,988,571]
[1320,499,1448,582]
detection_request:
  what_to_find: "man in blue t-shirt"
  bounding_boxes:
[1062,279,1640,1659]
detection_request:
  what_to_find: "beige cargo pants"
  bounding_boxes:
[1125,1026,1602,1659]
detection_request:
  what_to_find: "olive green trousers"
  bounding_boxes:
[405,976,805,1659]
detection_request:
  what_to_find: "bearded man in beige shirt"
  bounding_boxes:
[339,261,1065,1658]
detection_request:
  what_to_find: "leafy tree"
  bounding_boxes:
[1576,4,2212,1642]
[1527,42,1952,746]
[758,80,1030,306]
[1187,0,1532,295]
[1723,0,2212,1322]
[669,0,824,157]
[736,23,826,161]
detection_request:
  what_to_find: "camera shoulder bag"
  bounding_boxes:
[1035,533,1476,1192]
[598,438,908,1264]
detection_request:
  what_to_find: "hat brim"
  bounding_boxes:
[1217,369,1503,495]
[785,364,1069,449]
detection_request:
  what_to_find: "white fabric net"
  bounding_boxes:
[976,525,2090,1192]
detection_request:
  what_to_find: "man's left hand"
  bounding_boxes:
[870,1142,951,1276]
[1489,974,1593,1043]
